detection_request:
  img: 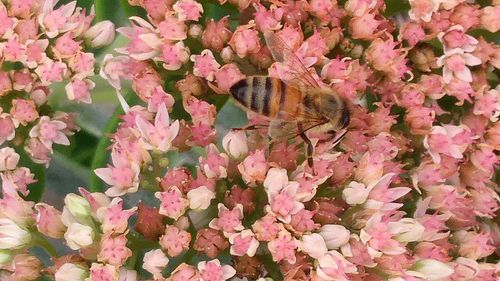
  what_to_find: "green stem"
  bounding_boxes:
[259,253,283,280]
[31,232,57,257]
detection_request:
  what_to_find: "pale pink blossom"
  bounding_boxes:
[437,49,481,83]
[159,225,191,257]
[228,22,260,58]
[408,0,440,22]
[237,149,268,185]
[96,198,137,234]
[209,203,244,234]
[94,153,140,197]
[29,116,70,150]
[199,144,229,179]
[173,0,204,21]
[155,186,189,220]
[98,233,132,266]
[316,250,358,281]
[35,203,66,239]
[197,259,235,281]
[267,230,297,263]
[423,124,473,163]
[135,103,179,152]
[143,249,168,280]
[228,230,259,257]
[191,49,220,82]
[0,147,19,171]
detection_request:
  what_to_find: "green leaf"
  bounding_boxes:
[14,148,45,202]
[89,91,140,192]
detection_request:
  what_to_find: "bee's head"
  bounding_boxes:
[317,90,350,129]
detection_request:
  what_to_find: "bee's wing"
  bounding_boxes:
[268,100,328,142]
[264,31,320,89]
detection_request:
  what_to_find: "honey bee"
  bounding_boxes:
[229,32,350,169]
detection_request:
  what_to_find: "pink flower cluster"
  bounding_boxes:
[1,0,499,281]
[0,0,115,167]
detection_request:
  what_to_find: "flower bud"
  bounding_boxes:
[64,223,94,250]
[194,228,229,258]
[221,46,234,63]
[84,21,115,48]
[64,193,92,224]
[35,203,66,239]
[6,254,42,281]
[0,218,31,249]
[389,218,425,243]
[189,24,203,38]
[411,259,454,281]
[222,130,248,159]
[319,224,351,249]
[0,147,19,171]
[119,268,138,281]
[55,263,89,281]
[299,233,328,259]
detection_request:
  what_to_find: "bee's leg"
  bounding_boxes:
[298,123,316,175]
[232,124,268,131]
[318,129,348,146]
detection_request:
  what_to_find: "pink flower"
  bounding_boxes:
[52,32,81,59]
[197,259,236,281]
[202,16,232,51]
[253,3,283,32]
[10,98,38,125]
[183,95,216,125]
[0,147,19,171]
[159,225,191,257]
[480,6,500,33]
[349,13,381,40]
[473,89,500,121]
[25,138,52,166]
[345,0,378,17]
[173,0,204,21]
[98,233,132,266]
[147,86,175,113]
[135,103,179,152]
[191,49,220,82]
[267,181,304,223]
[89,263,119,281]
[158,13,187,41]
[438,25,478,53]
[1,36,26,63]
[64,79,95,104]
[33,202,66,240]
[209,203,244,234]
[228,230,259,257]
[423,124,473,163]
[437,49,481,83]
[405,106,436,135]
[116,17,157,60]
[453,230,496,260]
[316,250,358,280]
[237,149,268,185]
[267,230,298,263]
[222,130,248,159]
[199,144,229,179]
[0,188,34,227]
[35,59,68,85]
[360,213,406,255]
[252,214,280,242]
[469,186,500,218]
[143,249,168,279]
[408,0,440,22]
[97,198,137,234]
[94,152,140,197]
[214,63,245,93]
[168,263,200,281]
[309,0,334,20]
[229,22,261,58]
[29,116,70,150]
[155,186,189,220]
[157,41,190,71]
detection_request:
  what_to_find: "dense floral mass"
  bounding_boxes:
[0,0,499,280]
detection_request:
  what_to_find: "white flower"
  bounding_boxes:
[263,168,289,196]
[55,263,88,281]
[64,223,94,250]
[222,130,248,159]
[299,233,328,259]
[84,21,115,48]
[388,218,425,243]
[410,259,454,281]
[187,186,216,210]
[0,218,31,249]
[118,268,138,281]
[64,193,92,224]
[0,147,19,171]
[319,225,351,249]
[143,249,168,280]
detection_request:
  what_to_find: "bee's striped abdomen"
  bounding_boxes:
[230,76,285,117]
